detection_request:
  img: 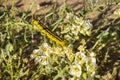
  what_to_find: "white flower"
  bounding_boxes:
[86,57,97,77]
[75,52,87,65]
[79,19,93,36]
[31,49,41,59]
[63,45,75,62]
[69,64,82,78]
[39,55,49,65]
[66,12,73,19]
[39,42,51,56]
[31,49,43,63]
[32,54,49,65]
[52,46,64,56]
[31,43,52,64]
[71,24,80,36]
[90,57,96,64]
[74,16,83,25]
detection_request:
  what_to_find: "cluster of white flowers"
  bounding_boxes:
[63,13,93,41]
[31,13,96,79]
[30,43,51,65]
[31,42,97,79]
[69,51,97,79]
[31,43,68,65]
[74,16,93,36]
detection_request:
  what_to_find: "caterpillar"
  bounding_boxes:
[32,18,66,47]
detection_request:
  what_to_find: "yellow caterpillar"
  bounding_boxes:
[32,18,66,47]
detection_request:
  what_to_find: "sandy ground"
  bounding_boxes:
[0,0,84,14]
